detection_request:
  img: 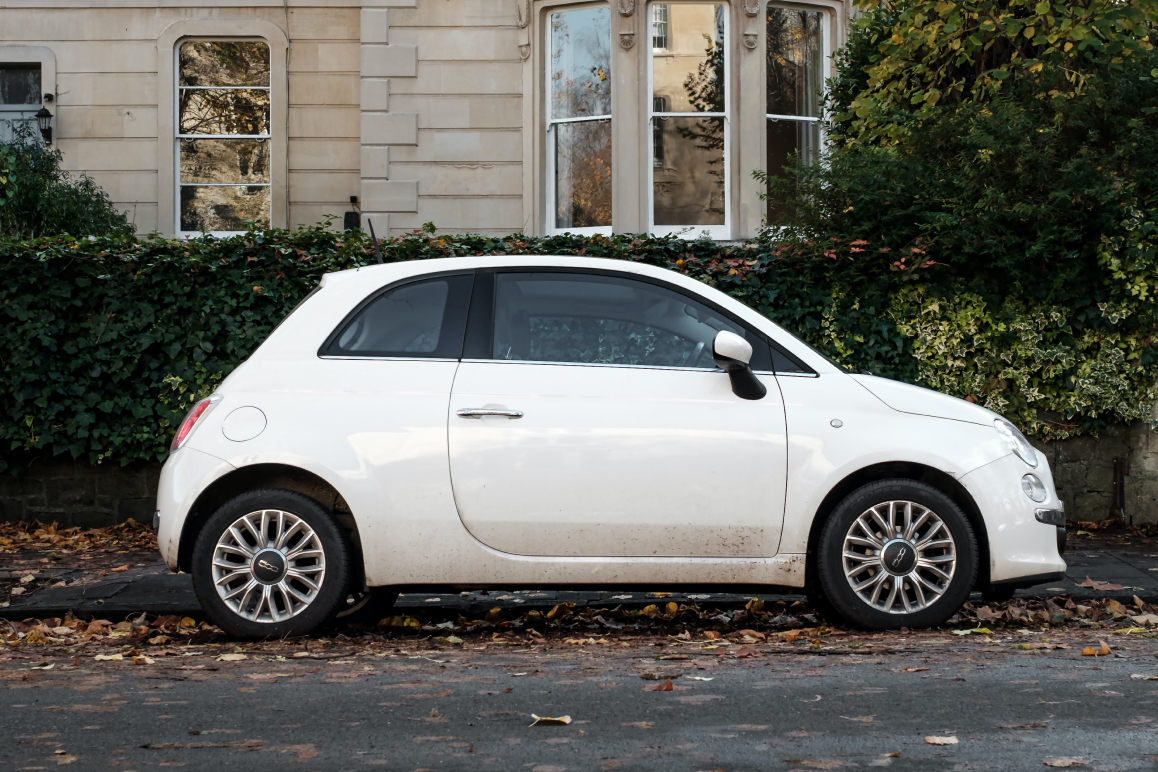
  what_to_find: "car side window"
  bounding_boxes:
[324,274,473,359]
[491,272,768,369]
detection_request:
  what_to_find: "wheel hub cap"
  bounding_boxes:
[881,539,917,576]
[841,500,957,615]
[211,509,326,624]
[251,548,287,584]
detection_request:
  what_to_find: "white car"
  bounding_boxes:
[155,255,1067,638]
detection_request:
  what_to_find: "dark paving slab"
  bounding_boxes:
[5,546,1158,619]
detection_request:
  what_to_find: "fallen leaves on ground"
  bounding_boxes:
[529,714,571,726]
[646,678,675,692]
[1043,758,1086,768]
[925,736,958,745]
[1078,576,1125,591]
[0,519,157,555]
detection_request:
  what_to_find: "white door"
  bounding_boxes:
[447,270,788,558]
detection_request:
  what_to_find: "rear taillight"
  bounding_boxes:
[170,395,221,452]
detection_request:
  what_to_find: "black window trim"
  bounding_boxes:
[317,269,476,361]
[461,265,815,375]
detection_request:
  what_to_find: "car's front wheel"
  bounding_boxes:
[816,479,977,630]
[191,489,351,639]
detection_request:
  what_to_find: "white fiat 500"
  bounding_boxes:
[155,255,1067,638]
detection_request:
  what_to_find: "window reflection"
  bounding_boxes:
[766,8,823,224]
[651,3,727,230]
[549,7,612,231]
[177,41,271,234]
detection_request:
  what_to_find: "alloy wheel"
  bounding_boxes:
[211,509,327,623]
[841,500,957,614]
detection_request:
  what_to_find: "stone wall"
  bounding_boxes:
[2,422,1156,528]
[0,461,161,529]
[1035,421,1158,526]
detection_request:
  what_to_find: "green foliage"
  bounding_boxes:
[834,0,1158,144]
[754,0,1158,438]
[0,122,133,240]
[2,222,1155,474]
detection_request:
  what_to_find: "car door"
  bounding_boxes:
[447,269,788,558]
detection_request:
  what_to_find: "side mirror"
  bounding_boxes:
[713,331,767,401]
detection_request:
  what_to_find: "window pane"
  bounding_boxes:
[652,3,725,114]
[180,185,270,232]
[179,89,270,135]
[550,7,612,120]
[652,4,668,50]
[493,272,746,368]
[327,275,473,359]
[767,8,823,117]
[181,139,270,184]
[653,116,724,226]
[179,41,270,87]
[0,65,40,106]
[766,118,821,223]
[554,120,611,229]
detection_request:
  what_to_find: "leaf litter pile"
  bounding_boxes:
[0,519,157,555]
[4,592,1158,661]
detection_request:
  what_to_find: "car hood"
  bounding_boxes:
[849,374,997,427]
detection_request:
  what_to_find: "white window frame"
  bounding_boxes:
[764,4,829,137]
[544,3,614,237]
[0,47,55,145]
[174,37,273,239]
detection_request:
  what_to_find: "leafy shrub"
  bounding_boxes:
[2,223,1156,473]
[755,0,1158,438]
[0,122,132,239]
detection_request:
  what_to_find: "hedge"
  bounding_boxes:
[2,222,1156,472]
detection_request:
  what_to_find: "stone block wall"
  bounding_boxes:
[0,461,162,529]
[2,422,1157,528]
[1035,421,1158,525]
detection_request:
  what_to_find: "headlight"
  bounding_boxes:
[994,418,1038,468]
[1021,474,1048,503]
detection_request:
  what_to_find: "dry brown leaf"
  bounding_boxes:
[110,565,129,573]
[646,678,675,692]
[703,631,721,640]
[1081,640,1111,657]
[216,653,248,662]
[622,721,653,728]
[1043,758,1086,768]
[840,715,874,724]
[1078,576,1124,591]
[903,667,929,673]
[738,629,766,640]
[924,736,958,745]
[529,714,572,726]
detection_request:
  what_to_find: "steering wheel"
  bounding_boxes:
[683,339,706,367]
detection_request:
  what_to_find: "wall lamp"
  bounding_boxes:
[36,106,53,145]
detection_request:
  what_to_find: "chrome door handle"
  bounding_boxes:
[456,408,523,419]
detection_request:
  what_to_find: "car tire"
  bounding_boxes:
[334,587,400,626]
[191,489,352,639]
[817,479,977,630]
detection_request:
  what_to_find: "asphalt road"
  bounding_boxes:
[6,638,1158,771]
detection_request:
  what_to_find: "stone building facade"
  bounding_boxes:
[0,0,850,239]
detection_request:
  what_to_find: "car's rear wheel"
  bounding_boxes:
[816,479,977,630]
[191,489,351,639]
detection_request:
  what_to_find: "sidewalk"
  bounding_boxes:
[4,534,1157,620]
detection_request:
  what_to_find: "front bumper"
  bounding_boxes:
[959,453,1067,584]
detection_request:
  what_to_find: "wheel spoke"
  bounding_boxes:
[287,570,321,592]
[904,509,932,541]
[909,572,927,607]
[917,561,952,583]
[852,571,885,594]
[846,534,883,550]
[214,567,250,586]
